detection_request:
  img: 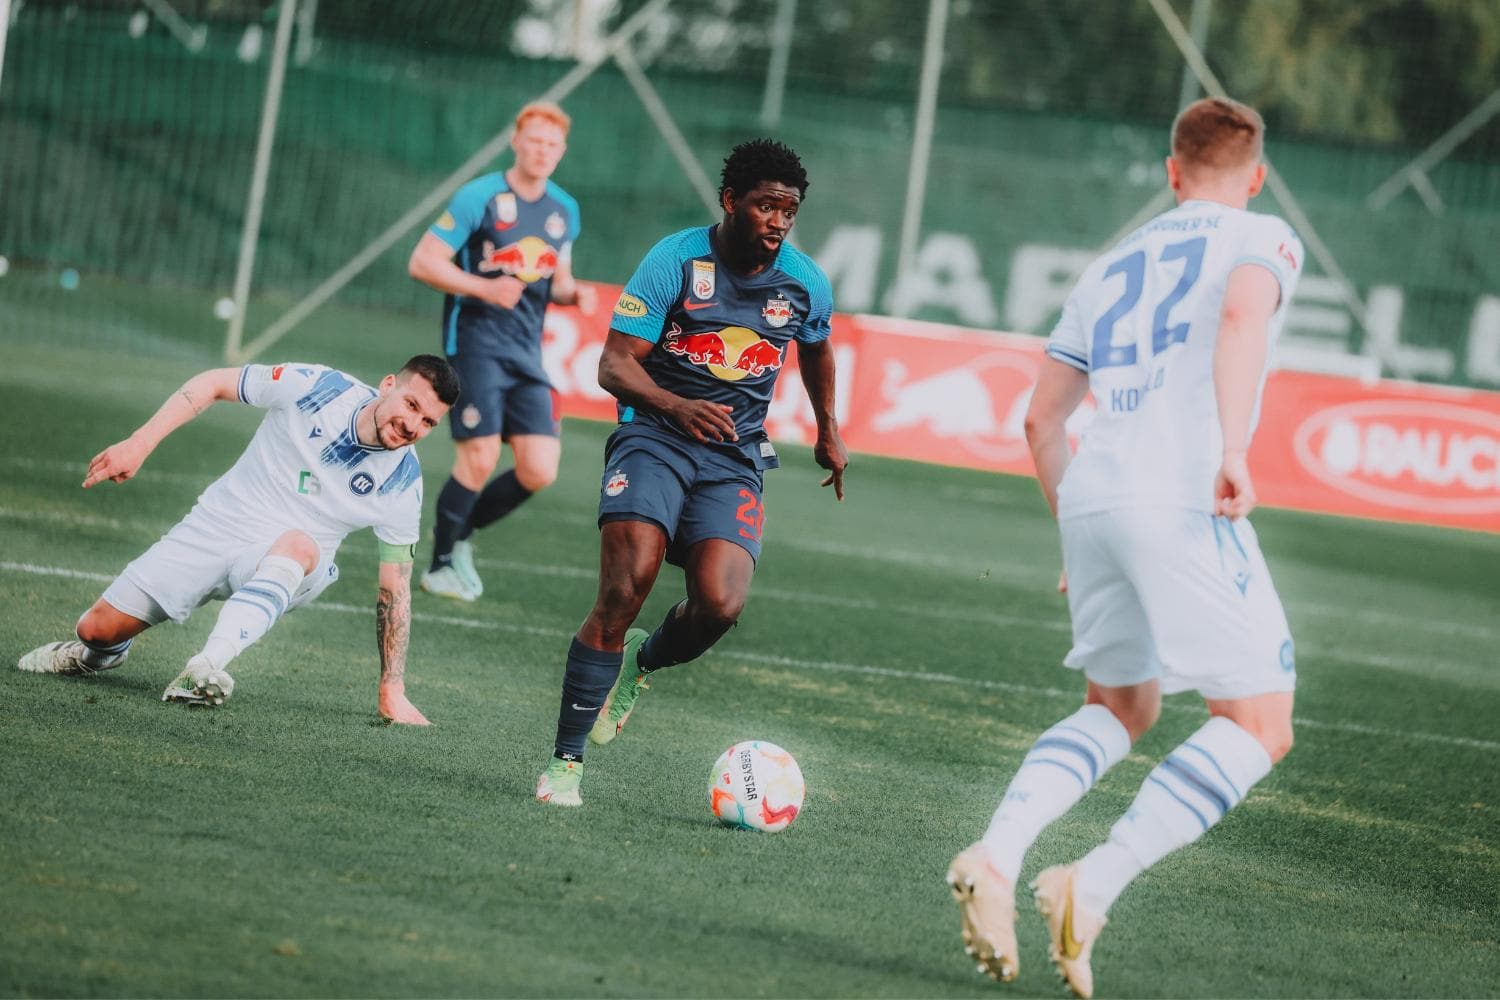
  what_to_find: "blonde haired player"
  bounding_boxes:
[948,97,1303,997]
[17,356,459,725]
[408,100,596,602]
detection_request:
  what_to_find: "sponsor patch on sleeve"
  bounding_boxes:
[436,210,456,230]
[614,293,648,318]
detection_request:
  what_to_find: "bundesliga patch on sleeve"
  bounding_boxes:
[614,293,648,318]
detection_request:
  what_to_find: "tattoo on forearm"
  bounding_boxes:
[178,388,204,415]
[375,585,411,684]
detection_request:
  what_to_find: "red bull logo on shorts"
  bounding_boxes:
[663,324,784,382]
[478,235,558,283]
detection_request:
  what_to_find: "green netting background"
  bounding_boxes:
[3,0,1498,385]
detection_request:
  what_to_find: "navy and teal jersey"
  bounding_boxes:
[429,172,581,380]
[608,225,833,470]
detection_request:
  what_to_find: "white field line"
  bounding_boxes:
[6,560,1497,755]
[0,508,133,531]
[4,493,1495,650]
[3,455,216,488]
[475,557,1074,633]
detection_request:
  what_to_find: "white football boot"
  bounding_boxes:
[18,640,117,676]
[162,655,235,706]
[947,843,1020,982]
[1032,863,1107,999]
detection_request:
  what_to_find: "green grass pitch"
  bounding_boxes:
[1,294,1498,997]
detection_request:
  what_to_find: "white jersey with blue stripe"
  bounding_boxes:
[189,364,425,554]
[1046,200,1303,516]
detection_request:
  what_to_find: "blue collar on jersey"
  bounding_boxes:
[349,393,385,452]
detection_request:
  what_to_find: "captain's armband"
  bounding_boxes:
[378,540,417,564]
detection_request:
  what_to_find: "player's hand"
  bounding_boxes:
[1057,569,1068,594]
[479,275,526,309]
[670,399,737,444]
[1214,449,1257,519]
[379,682,431,726]
[83,437,149,488]
[815,429,849,501]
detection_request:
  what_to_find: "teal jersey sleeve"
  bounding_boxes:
[430,174,499,251]
[610,228,709,344]
[775,245,834,344]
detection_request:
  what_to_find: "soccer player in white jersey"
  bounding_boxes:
[17,355,459,725]
[947,97,1304,997]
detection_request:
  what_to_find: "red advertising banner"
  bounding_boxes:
[545,284,1500,533]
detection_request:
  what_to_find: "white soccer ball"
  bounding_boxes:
[213,297,237,320]
[708,740,805,833]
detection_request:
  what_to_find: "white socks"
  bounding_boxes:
[1075,716,1273,914]
[77,635,133,670]
[200,555,306,669]
[982,704,1133,884]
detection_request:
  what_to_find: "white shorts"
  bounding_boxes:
[102,510,340,626]
[1059,507,1295,700]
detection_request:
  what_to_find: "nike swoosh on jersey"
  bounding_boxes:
[571,703,601,711]
[681,298,715,311]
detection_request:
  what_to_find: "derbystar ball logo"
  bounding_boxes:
[478,235,557,283]
[1293,400,1500,515]
[663,322,783,382]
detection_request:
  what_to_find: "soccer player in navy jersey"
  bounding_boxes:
[535,139,847,806]
[408,101,595,603]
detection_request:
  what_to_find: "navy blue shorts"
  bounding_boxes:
[597,424,766,565]
[446,348,559,442]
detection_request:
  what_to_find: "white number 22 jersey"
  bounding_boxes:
[1046,199,1303,517]
[187,363,424,557]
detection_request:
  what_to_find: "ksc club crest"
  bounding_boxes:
[604,470,629,496]
[762,295,793,329]
[348,471,376,496]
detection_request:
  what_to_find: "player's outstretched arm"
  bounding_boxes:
[83,366,242,488]
[796,338,848,501]
[1023,358,1091,518]
[375,558,429,726]
[597,330,738,444]
[1213,265,1280,520]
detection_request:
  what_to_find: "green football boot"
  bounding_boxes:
[535,757,583,807]
[449,539,483,598]
[589,628,650,746]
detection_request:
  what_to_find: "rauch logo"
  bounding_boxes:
[1292,400,1500,515]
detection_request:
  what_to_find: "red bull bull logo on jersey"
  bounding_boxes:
[478,235,558,283]
[762,295,793,329]
[663,324,784,382]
